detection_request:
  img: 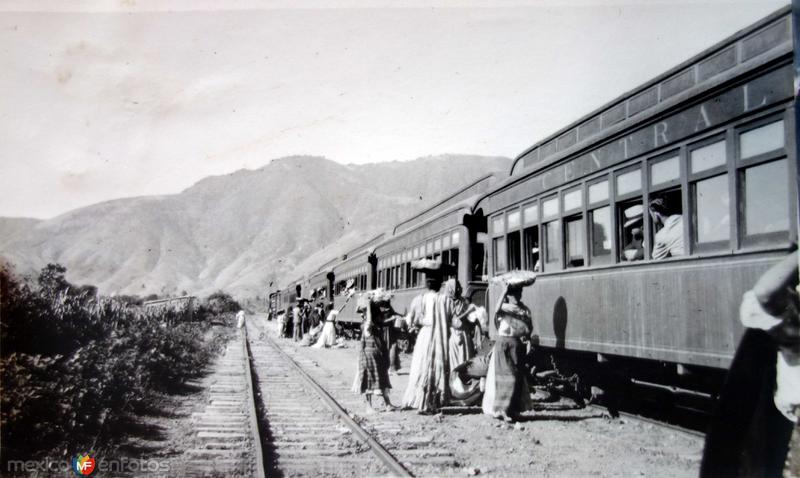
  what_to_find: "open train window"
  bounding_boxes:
[649,188,684,260]
[523,226,539,271]
[618,201,644,262]
[615,166,644,262]
[506,210,521,271]
[507,230,521,270]
[471,234,486,281]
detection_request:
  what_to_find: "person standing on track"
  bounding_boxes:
[402,259,455,413]
[446,279,477,394]
[352,289,397,412]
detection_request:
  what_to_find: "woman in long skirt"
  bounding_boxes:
[352,298,396,412]
[445,279,477,395]
[312,303,338,348]
[482,283,533,422]
[402,265,454,413]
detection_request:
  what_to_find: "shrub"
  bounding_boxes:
[0,264,231,465]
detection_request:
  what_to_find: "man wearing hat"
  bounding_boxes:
[649,196,684,260]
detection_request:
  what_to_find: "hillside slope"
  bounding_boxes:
[0,155,509,297]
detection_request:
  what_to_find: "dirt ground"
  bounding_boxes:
[254,315,703,478]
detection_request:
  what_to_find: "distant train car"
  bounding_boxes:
[476,7,795,400]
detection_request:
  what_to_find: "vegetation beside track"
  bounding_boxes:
[0,263,238,468]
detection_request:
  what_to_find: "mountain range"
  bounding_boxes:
[0,155,510,298]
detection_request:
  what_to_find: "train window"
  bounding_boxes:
[739,119,784,159]
[472,235,486,281]
[523,225,540,271]
[563,187,583,213]
[542,196,558,218]
[649,189,684,259]
[590,206,613,263]
[493,236,507,273]
[619,201,644,262]
[450,248,459,278]
[690,139,726,174]
[523,202,538,224]
[650,154,680,187]
[588,179,609,204]
[491,215,504,236]
[434,238,442,252]
[616,168,642,196]
[507,210,521,230]
[406,263,412,288]
[544,220,561,268]
[564,216,585,268]
[452,231,460,246]
[442,249,450,273]
[442,234,451,249]
[507,230,521,270]
[426,240,433,255]
[741,158,790,243]
[693,174,730,247]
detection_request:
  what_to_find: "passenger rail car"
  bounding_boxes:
[477,7,795,400]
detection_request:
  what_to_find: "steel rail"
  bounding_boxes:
[587,404,706,439]
[260,333,413,477]
[242,326,268,478]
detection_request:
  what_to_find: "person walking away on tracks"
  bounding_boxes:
[402,259,455,413]
[352,289,397,412]
[649,196,684,260]
[701,248,800,478]
[482,271,536,422]
[446,279,477,394]
[236,309,245,329]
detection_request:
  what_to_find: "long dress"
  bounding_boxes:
[444,283,475,395]
[402,289,454,412]
[482,302,533,417]
[312,310,338,348]
[352,304,391,394]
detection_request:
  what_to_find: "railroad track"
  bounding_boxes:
[182,327,266,477]
[247,327,412,476]
[586,404,706,439]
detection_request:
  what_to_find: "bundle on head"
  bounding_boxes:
[356,288,394,312]
[491,270,537,288]
[411,258,442,272]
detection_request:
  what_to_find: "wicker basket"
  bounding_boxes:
[491,270,537,287]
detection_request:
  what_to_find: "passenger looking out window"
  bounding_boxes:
[620,203,644,262]
[649,196,684,259]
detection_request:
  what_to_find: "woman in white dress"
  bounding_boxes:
[312,303,339,348]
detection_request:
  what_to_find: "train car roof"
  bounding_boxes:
[392,172,499,236]
[507,5,791,179]
[471,5,791,216]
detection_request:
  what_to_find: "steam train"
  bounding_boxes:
[268,7,797,405]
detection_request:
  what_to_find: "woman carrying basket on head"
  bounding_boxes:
[482,270,536,422]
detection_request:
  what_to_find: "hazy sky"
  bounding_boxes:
[0,0,788,218]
